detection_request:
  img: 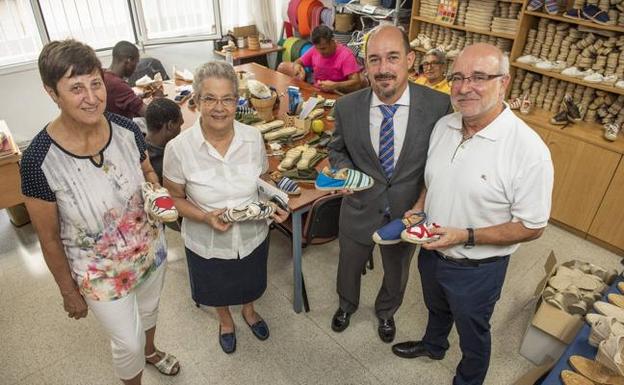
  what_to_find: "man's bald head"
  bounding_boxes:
[453,43,509,76]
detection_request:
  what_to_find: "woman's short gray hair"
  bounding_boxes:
[425,49,447,65]
[193,61,238,97]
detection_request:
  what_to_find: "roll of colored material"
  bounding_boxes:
[297,0,322,37]
[299,41,313,59]
[282,37,299,62]
[310,5,324,31]
[276,38,285,63]
[290,39,309,61]
[288,0,301,30]
[320,7,333,27]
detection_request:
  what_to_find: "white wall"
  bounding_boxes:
[0,41,219,142]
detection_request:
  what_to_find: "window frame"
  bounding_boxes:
[0,0,223,72]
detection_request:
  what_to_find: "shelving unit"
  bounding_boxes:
[409,0,624,255]
[412,15,516,39]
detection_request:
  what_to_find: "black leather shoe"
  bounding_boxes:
[331,308,351,332]
[378,317,396,343]
[392,340,445,360]
[246,318,270,341]
[219,325,236,354]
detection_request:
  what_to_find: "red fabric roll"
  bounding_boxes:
[288,0,301,30]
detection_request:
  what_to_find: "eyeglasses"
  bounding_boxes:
[422,61,443,68]
[198,95,237,108]
[448,73,505,86]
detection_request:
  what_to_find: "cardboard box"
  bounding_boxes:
[231,25,257,38]
[519,251,584,365]
[512,359,554,385]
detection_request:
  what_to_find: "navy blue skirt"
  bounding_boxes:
[185,236,269,307]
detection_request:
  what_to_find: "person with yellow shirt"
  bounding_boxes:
[411,49,451,94]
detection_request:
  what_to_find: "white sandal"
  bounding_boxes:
[145,350,180,376]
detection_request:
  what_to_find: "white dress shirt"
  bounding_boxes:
[369,85,410,166]
[163,119,269,260]
[424,107,554,260]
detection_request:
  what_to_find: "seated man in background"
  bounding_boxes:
[145,98,183,184]
[411,49,451,94]
[103,41,149,118]
[280,25,363,93]
[128,57,170,86]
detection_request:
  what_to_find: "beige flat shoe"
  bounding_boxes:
[264,126,297,141]
[278,145,306,172]
[569,355,624,385]
[561,370,595,385]
[610,294,624,309]
[587,314,624,347]
[597,335,624,376]
[596,301,624,324]
[296,147,318,170]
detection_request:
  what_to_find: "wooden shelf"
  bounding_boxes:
[512,62,624,96]
[412,16,516,40]
[516,106,624,154]
[524,11,624,34]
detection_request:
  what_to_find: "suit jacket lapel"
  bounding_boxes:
[393,83,425,180]
[360,88,386,180]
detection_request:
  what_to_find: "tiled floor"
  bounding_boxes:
[0,210,621,385]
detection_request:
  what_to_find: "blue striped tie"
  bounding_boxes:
[379,104,399,179]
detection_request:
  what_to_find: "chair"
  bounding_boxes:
[272,194,343,312]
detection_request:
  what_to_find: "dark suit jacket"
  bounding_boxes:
[328,83,452,245]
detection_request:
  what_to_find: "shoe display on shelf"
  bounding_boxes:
[517,55,540,64]
[141,182,179,224]
[544,0,559,14]
[564,94,582,121]
[604,124,621,141]
[550,111,570,125]
[527,0,544,12]
[520,93,532,115]
[582,5,610,24]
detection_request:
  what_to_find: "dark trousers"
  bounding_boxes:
[418,248,510,385]
[337,232,416,319]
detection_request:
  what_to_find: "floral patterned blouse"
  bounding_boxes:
[20,112,166,301]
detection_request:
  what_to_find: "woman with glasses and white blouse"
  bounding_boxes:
[163,61,289,354]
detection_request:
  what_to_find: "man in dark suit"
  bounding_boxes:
[328,25,452,343]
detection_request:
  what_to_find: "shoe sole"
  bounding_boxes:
[400,232,438,245]
[372,233,402,245]
[314,184,373,192]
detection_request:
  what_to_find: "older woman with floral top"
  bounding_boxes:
[20,39,179,385]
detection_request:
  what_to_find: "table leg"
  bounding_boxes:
[291,207,310,313]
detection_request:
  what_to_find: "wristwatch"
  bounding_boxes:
[464,228,475,249]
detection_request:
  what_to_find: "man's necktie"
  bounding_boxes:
[378,104,399,179]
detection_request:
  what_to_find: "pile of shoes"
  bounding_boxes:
[529,0,624,26]
[463,0,497,32]
[510,69,624,130]
[411,23,513,58]
[418,0,439,19]
[235,104,262,125]
[518,19,624,86]
[491,2,522,35]
[277,144,326,173]
[543,260,616,316]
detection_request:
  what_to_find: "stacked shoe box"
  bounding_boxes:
[520,251,617,365]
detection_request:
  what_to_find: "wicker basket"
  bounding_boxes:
[334,13,353,33]
[247,35,260,50]
[251,91,277,122]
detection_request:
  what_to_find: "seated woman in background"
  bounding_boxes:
[411,48,451,94]
[21,39,179,385]
[163,61,289,355]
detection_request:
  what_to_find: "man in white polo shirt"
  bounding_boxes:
[391,43,553,385]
